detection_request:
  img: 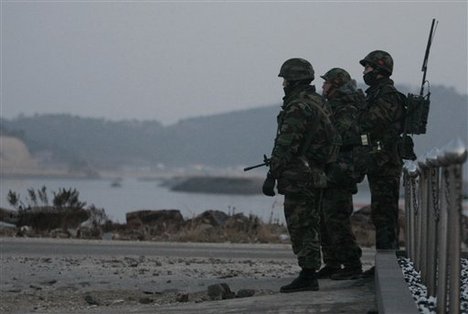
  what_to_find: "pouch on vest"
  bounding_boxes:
[326,153,356,187]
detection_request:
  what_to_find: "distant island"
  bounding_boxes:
[163,176,264,195]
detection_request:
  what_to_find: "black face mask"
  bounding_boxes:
[283,80,311,96]
[363,71,379,86]
[283,85,294,96]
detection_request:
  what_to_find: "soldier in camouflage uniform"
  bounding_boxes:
[358,50,405,256]
[317,68,364,280]
[262,58,338,293]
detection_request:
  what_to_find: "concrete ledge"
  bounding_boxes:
[375,250,419,314]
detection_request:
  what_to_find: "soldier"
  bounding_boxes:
[358,51,405,265]
[317,68,364,280]
[262,58,338,293]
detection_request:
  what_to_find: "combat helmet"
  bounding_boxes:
[320,68,351,87]
[278,58,315,81]
[359,50,393,75]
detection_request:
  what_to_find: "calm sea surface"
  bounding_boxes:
[0,177,377,224]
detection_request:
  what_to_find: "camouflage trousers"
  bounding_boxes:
[320,188,362,268]
[284,189,322,271]
[368,174,401,250]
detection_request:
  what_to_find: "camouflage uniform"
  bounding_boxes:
[319,69,364,274]
[265,59,337,292]
[359,51,405,250]
[270,82,336,271]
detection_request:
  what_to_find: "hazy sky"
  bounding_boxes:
[2,1,467,125]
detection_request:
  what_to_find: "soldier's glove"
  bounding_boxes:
[262,172,276,197]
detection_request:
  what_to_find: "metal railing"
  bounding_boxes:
[403,138,467,314]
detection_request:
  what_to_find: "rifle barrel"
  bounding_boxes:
[243,162,267,172]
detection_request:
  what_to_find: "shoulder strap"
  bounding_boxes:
[299,96,341,163]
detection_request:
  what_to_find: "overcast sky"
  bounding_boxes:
[1,1,467,125]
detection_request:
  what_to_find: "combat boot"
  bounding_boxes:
[360,266,375,278]
[280,269,319,293]
[330,264,362,280]
[316,265,341,279]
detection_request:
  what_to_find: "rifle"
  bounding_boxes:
[399,18,438,160]
[243,154,270,172]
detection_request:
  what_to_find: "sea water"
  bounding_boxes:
[0,177,376,224]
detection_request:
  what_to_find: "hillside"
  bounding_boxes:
[0,136,39,175]
[1,85,466,175]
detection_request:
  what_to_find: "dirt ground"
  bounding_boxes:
[0,238,376,314]
[0,241,295,313]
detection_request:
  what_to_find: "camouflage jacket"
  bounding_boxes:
[358,78,405,174]
[359,78,404,145]
[328,82,365,149]
[326,82,365,188]
[270,84,337,192]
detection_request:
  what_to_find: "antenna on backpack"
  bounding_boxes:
[399,19,438,161]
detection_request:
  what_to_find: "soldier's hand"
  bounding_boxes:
[262,172,276,197]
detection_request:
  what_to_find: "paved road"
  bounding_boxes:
[1,237,376,260]
[1,237,298,259]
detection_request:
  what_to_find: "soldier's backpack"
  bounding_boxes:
[398,91,430,160]
[403,93,430,135]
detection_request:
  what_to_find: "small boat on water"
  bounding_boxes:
[110,178,122,188]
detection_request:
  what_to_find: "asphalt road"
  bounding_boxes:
[1,237,297,259]
[1,237,376,260]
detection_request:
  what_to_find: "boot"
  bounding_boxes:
[280,269,319,293]
[317,265,341,279]
[360,266,375,278]
[330,265,362,280]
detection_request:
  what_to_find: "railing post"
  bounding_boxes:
[403,162,411,258]
[410,171,419,264]
[417,157,429,279]
[402,139,466,314]
[436,151,449,313]
[444,139,467,314]
[404,161,419,263]
[426,148,441,297]
[437,139,467,314]
[413,170,421,270]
